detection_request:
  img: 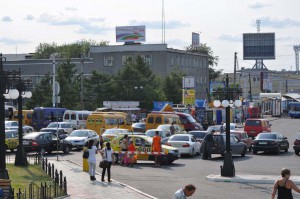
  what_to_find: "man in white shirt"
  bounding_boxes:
[172,184,196,199]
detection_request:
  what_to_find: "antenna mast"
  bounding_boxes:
[162,0,165,44]
[256,19,261,33]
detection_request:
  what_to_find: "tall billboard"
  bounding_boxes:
[192,32,200,47]
[116,26,146,42]
[243,33,275,60]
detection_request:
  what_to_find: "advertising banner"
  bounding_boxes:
[116,26,146,42]
[183,89,195,105]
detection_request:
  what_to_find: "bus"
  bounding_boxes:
[288,102,300,118]
[32,107,67,131]
[63,110,93,129]
[12,110,33,126]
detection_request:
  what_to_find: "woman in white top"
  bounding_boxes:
[87,140,98,181]
[100,142,115,182]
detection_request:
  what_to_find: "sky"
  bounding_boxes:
[1,0,300,73]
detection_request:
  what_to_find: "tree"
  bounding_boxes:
[56,59,81,109]
[163,68,185,103]
[25,74,52,108]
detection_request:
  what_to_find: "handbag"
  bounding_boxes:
[99,149,109,168]
[83,150,89,159]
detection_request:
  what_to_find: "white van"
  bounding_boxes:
[63,110,92,129]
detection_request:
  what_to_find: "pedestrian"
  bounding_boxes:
[86,140,98,181]
[120,134,129,166]
[100,142,115,183]
[220,122,225,133]
[152,131,162,167]
[271,168,300,199]
[128,140,136,167]
[99,135,104,150]
[202,120,209,130]
[202,130,215,160]
[172,184,196,199]
[170,122,176,135]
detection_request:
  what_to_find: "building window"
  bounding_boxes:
[176,56,180,65]
[104,56,114,67]
[122,55,133,66]
[170,55,174,66]
[141,54,153,66]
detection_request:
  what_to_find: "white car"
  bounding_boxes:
[165,134,201,157]
[145,129,171,138]
[157,124,186,135]
[64,129,99,150]
[5,120,34,133]
[45,122,77,134]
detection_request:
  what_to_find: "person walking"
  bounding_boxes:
[220,122,225,133]
[87,140,98,181]
[100,142,115,183]
[120,134,129,166]
[170,122,176,135]
[272,168,300,199]
[172,184,196,199]
[128,140,136,167]
[152,131,162,167]
[99,135,104,150]
[202,130,215,160]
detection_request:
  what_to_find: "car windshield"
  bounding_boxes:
[5,131,18,138]
[70,131,89,137]
[133,123,145,128]
[189,132,207,138]
[145,130,156,137]
[157,125,169,131]
[257,133,277,139]
[169,135,189,141]
[47,123,58,128]
[245,120,261,126]
[103,129,126,135]
[23,133,40,139]
[186,115,196,123]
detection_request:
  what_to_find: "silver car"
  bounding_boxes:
[64,129,99,150]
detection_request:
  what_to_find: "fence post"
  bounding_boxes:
[64,176,67,195]
[52,164,55,179]
[17,187,21,199]
[48,163,51,176]
[60,170,63,188]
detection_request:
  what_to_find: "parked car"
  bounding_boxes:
[244,119,271,138]
[165,134,201,157]
[45,122,77,134]
[5,120,34,133]
[223,123,243,131]
[157,124,186,135]
[293,133,300,155]
[145,129,171,138]
[200,134,247,157]
[22,132,72,155]
[131,122,146,133]
[207,125,222,133]
[230,130,253,151]
[102,128,130,142]
[64,129,99,150]
[188,130,210,144]
[40,128,68,139]
[252,132,289,155]
[5,130,19,152]
[109,134,180,164]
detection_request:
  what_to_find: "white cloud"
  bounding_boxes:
[249,2,272,9]
[257,17,300,28]
[65,7,77,11]
[0,37,31,45]
[24,15,34,21]
[2,16,13,22]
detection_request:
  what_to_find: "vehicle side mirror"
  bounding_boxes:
[284,136,287,139]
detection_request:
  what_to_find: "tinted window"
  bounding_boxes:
[71,114,76,120]
[257,133,277,139]
[64,113,70,120]
[148,117,154,124]
[169,135,189,141]
[189,132,207,139]
[156,117,162,124]
[245,120,261,126]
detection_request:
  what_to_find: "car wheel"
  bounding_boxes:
[190,149,195,157]
[40,147,46,156]
[63,145,70,154]
[248,145,252,152]
[241,147,247,157]
[284,144,289,153]
[276,146,281,154]
[168,160,174,164]
[295,150,300,155]
[253,150,257,155]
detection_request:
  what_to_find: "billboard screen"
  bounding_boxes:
[192,32,200,47]
[116,26,146,42]
[243,33,275,60]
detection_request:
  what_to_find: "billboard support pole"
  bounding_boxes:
[252,59,268,70]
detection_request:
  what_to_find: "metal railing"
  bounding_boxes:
[6,154,68,199]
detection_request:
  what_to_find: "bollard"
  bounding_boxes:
[82,147,89,172]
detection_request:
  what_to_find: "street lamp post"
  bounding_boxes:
[15,77,32,166]
[213,74,242,177]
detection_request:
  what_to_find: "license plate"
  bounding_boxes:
[23,141,29,145]
[259,142,267,145]
[250,130,256,134]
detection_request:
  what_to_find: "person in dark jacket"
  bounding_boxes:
[202,130,215,160]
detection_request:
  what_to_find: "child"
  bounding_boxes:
[128,140,136,167]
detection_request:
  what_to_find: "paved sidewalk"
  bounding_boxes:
[206,174,300,184]
[47,159,157,199]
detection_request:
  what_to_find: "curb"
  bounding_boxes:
[65,160,158,199]
[206,174,300,185]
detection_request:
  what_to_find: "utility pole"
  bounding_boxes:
[234,52,237,86]
[249,73,252,102]
[80,54,84,110]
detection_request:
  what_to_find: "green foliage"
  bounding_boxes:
[25,74,52,108]
[163,67,185,103]
[56,59,81,109]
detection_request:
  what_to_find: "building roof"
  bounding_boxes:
[282,93,300,102]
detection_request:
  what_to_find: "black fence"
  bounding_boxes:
[6,154,68,199]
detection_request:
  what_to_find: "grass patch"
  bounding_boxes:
[7,164,52,191]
